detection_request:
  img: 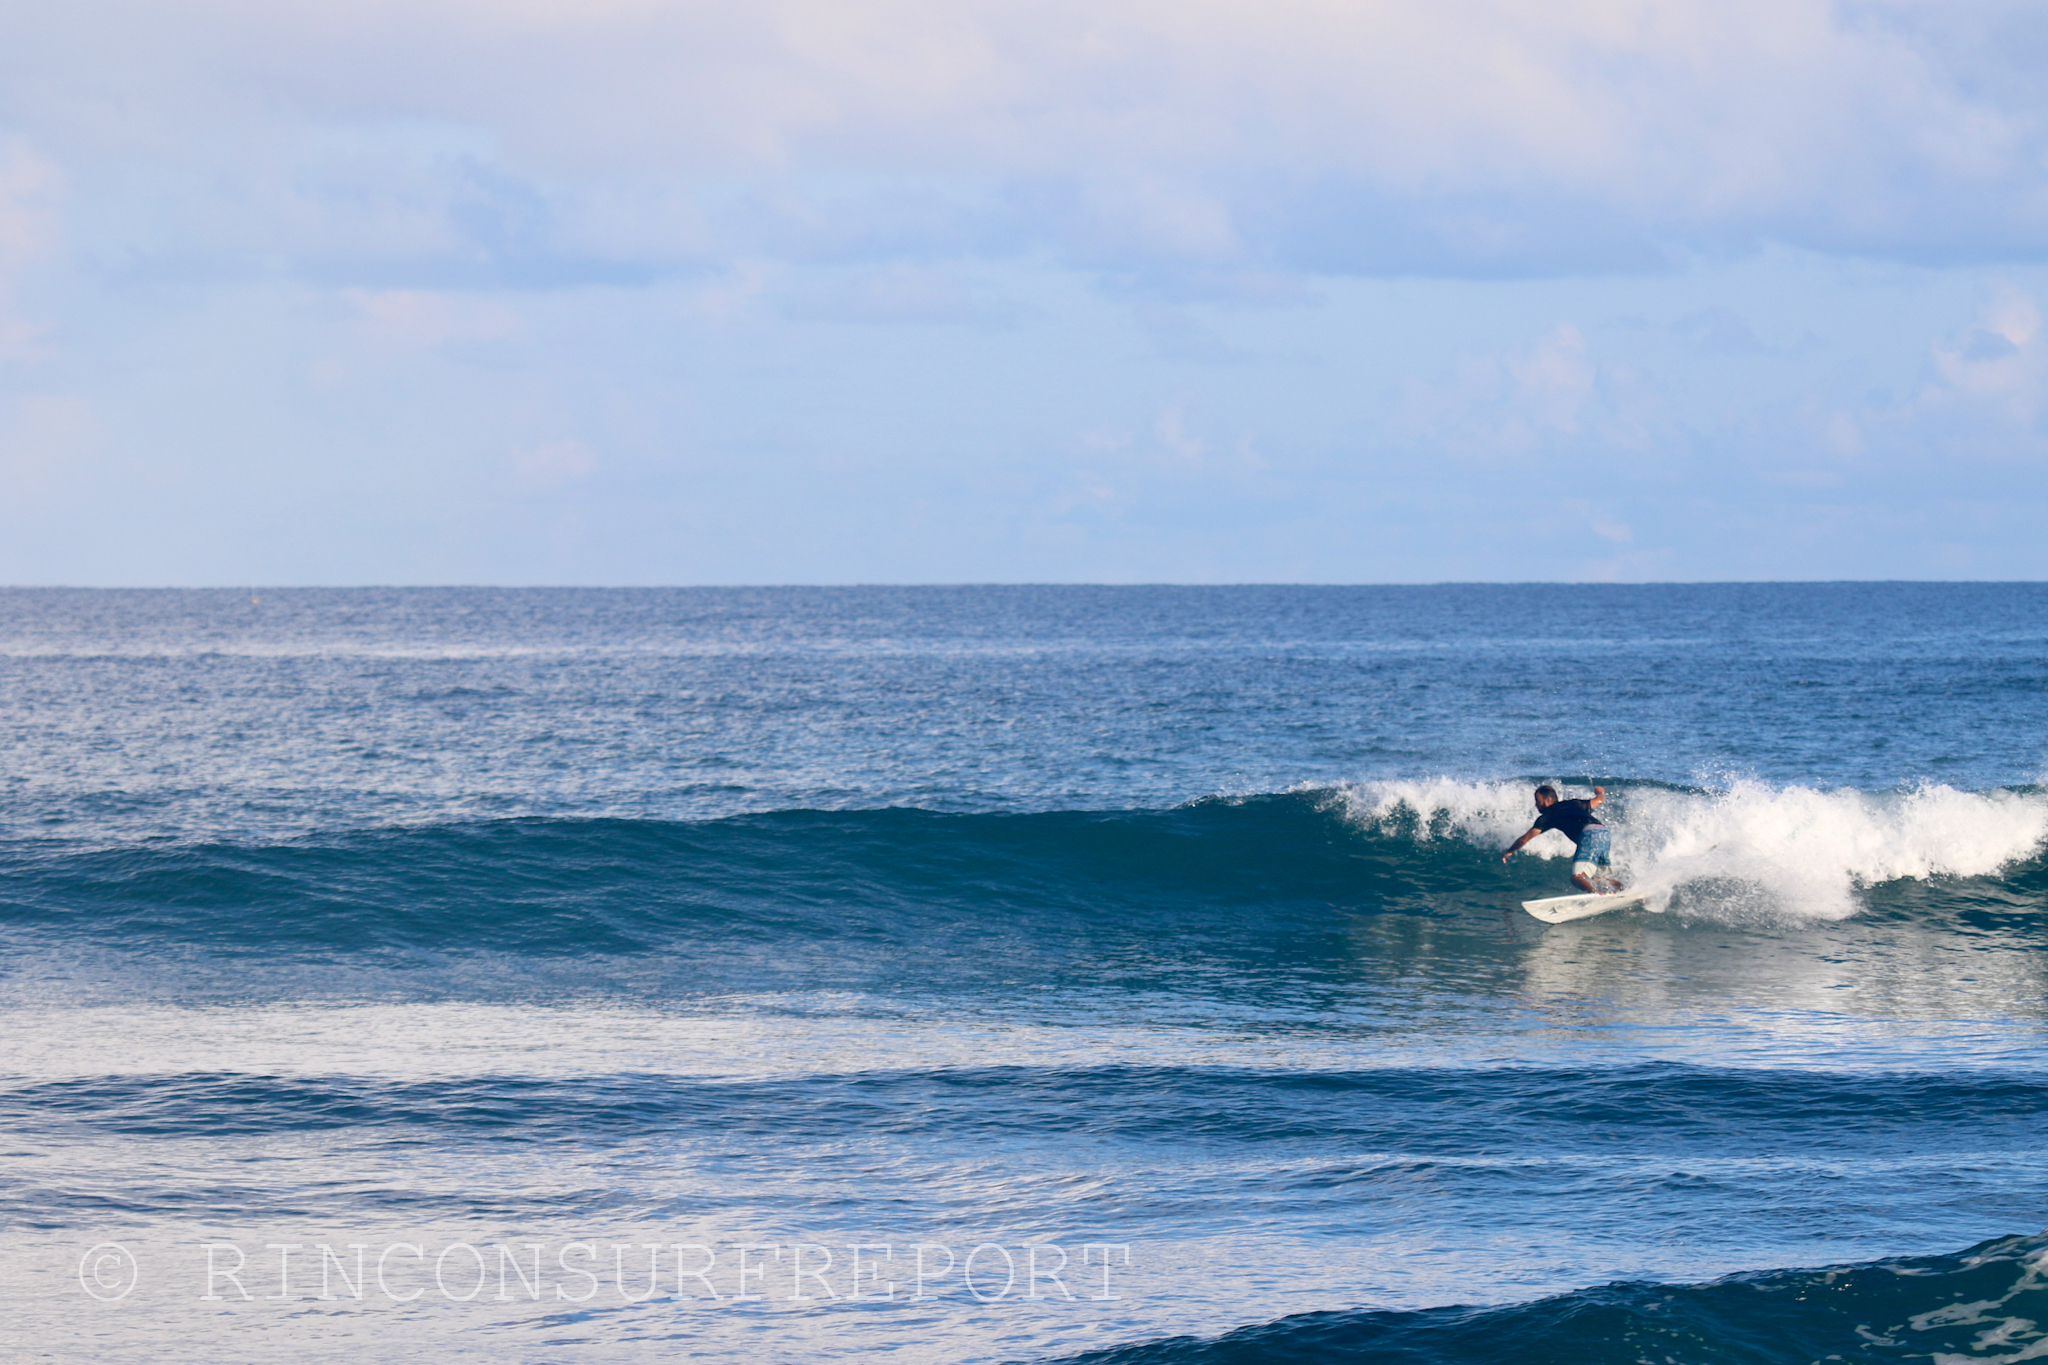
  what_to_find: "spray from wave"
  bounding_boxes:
[1326,777,2048,921]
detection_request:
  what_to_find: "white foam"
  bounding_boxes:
[1324,777,1551,850]
[1327,777,2048,922]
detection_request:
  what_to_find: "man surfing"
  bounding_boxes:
[1501,784,1622,894]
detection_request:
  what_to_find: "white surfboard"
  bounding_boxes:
[1521,891,1647,923]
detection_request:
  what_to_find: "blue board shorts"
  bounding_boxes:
[1572,826,1613,876]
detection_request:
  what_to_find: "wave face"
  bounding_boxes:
[5,586,2048,1365]
[1064,1234,2048,1365]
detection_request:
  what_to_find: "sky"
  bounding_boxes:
[2,0,2047,584]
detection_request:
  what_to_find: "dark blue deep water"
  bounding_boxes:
[2,585,2045,1363]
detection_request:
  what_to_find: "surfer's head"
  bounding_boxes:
[1533,785,1558,808]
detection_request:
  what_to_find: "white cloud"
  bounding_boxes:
[776,262,1025,327]
[0,394,97,500]
[5,0,2047,282]
[1508,324,1595,436]
[5,1,2048,585]
[1053,407,1275,523]
[0,138,61,364]
[346,289,525,349]
[510,438,599,494]
[1930,289,2045,424]
[0,138,58,271]
[1395,321,1652,465]
[1824,412,1865,458]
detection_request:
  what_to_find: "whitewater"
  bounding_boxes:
[1333,777,2048,921]
[1,585,2044,1364]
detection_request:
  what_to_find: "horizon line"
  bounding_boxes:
[2,580,2044,591]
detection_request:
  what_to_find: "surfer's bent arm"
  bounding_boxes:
[1588,785,1605,810]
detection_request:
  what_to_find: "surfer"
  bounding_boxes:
[1501,785,1622,894]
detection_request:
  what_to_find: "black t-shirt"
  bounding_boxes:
[1534,799,1604,843]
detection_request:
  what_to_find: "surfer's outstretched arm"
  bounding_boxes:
[1501,827,1542,862]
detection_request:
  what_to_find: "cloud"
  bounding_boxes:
[6,1,2048,587]
[1395,321,1656,465]
[1794,282,2048,477]
[6,0,2048,284]
[510,438,599,494]
[775,262,1027,327]
[1052,407,1280,526]
[0,393,97,501]
[1929,289,2044,423]
[345,288,525,349]
[1508,324,1595,437]
[0,138,58,273]
[0,137,61,363]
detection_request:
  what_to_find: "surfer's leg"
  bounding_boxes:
[1574,827,1618,893]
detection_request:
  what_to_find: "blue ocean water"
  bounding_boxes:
[2,584,2045,1364]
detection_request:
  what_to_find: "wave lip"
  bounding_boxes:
[1055,1232,2048,1365]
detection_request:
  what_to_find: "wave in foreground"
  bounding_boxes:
[1055,1232,2048,1365]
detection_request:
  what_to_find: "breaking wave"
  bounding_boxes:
[1331,777,2048,920]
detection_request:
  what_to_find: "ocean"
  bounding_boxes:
[2,584,2044,1363]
